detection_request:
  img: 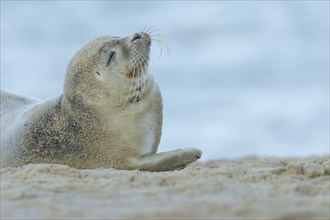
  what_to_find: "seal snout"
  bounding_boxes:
[131,33,142,42]
[130,32,151,46]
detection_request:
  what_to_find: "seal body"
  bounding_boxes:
[1,33,202,171]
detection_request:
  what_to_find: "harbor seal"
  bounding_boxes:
[0,32,202,171]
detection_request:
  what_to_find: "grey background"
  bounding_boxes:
[1,1,329,160]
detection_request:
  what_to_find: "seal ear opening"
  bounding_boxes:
[96,71,101,76]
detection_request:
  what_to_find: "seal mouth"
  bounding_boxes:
[125,60,149,79]
[126,70,137,79]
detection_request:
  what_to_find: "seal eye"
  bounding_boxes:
[106,51,116,66]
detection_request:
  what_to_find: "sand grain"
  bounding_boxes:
[1,156,329,219]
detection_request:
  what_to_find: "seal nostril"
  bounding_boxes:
[131,33,142,42]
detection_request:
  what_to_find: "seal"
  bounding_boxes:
[0,32,202,171]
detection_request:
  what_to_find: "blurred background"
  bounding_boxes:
[1,1,329,160]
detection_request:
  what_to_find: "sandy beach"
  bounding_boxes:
[1,156,329,219]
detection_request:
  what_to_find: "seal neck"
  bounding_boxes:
[60,94,100,122]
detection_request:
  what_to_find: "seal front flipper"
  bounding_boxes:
[132,148,202,172]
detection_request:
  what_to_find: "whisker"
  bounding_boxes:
[138,27,169,58]
[142,26,148,33]
[138,27,143,33]
[144,60,152,92]
[148,33,163,39]
[121,66,135,109]
[141,60,149,97]
[127,62,141,110]
[120,68,129,106]
[151,37,170,58]
[146,68,152,92]
[146,28,160,36]
[134,64,140,106]
[141,26,159,35]
[136,62,143,101]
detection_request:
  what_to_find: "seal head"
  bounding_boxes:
[64,32,152,110]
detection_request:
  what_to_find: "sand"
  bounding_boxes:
[1,156,329,219]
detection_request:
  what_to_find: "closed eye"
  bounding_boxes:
[106,51,116,66]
